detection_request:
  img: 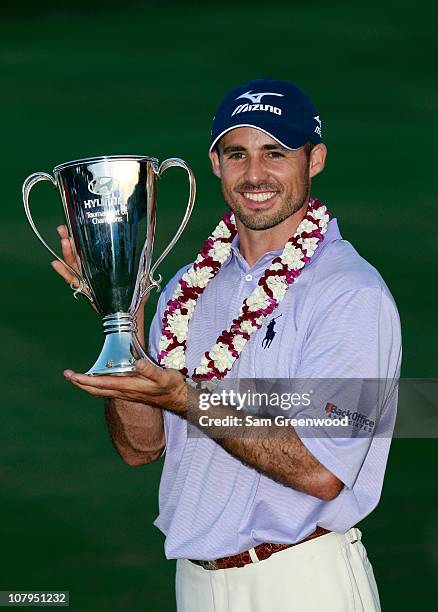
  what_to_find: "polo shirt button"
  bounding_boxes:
[245,274,253,281]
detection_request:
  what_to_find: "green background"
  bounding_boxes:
[1,1,437,610]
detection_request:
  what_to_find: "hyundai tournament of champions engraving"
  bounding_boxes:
[23,155,196,375]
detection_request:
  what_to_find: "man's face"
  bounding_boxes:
[209,127,316,231]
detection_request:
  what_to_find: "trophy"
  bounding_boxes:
[22,155,195,375]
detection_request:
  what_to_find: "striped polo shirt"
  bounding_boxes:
[148,217,402,560]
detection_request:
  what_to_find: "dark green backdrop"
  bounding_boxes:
[1,1,437,610]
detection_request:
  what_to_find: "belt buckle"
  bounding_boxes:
[199,559,218,570]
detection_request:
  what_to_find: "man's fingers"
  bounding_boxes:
[51,260,77,286]
[65,371,155,393]
[64,370,128,395]
[62,364,175,400]
[56,225,68,239]
[64,370,157,401]
[56,225,78,268]
[52,225,82,287]
[66,372,124,389]
[68,378,117,398]
[61,237,77,268]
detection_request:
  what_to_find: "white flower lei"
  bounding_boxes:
[157,198,330,387]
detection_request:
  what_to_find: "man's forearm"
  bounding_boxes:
[182,387,342,501]
[104,398,165,466]
[104,307,165,466]
[66,335,340,495]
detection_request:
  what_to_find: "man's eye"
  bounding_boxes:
[229,152,244,160]
[268,151,284,158]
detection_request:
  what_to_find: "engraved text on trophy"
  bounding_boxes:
[83,176,128,224]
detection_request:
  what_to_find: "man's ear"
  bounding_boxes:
[309,143,327,179]
[209,150,222,179]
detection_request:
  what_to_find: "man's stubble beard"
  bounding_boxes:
[222,164,311,231]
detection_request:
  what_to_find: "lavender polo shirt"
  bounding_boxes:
[148,217,402,560]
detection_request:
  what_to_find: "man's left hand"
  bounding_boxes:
[64,359,187,415]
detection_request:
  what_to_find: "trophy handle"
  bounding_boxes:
[150,158,196,284]
[22,172,93,303]
[136,158,196,307]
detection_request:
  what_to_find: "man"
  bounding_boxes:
[54,78,401,611]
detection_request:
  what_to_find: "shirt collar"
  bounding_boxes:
[222,218,342,271]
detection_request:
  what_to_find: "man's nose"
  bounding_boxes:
[243,156,269,185]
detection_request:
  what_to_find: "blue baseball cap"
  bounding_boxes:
[209,77,322,153]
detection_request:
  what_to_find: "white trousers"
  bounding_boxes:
[175,528,381,612]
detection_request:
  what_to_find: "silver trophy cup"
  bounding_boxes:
[22,155,195,375]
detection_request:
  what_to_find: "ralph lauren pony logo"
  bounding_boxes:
[261,314,282,349]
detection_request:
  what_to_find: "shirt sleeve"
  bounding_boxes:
[294,285,402,489]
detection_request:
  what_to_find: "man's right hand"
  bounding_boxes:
[52,225,164,464]
[51,225,96,309]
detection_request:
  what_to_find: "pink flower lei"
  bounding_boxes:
[157,198,330,386]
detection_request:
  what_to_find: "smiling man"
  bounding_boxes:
[58,78,401,611]
[215,134,313,226]
[209,128,324,266]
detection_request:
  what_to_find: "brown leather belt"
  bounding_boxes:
[189,526,330,570]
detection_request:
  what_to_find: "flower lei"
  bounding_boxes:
[157,198,330,386]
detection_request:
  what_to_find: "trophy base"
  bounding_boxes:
[86,312,152,376]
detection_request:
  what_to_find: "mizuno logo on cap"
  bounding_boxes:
[232,90,284,117]
[236,90,284,104]
[231,103,282,117]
